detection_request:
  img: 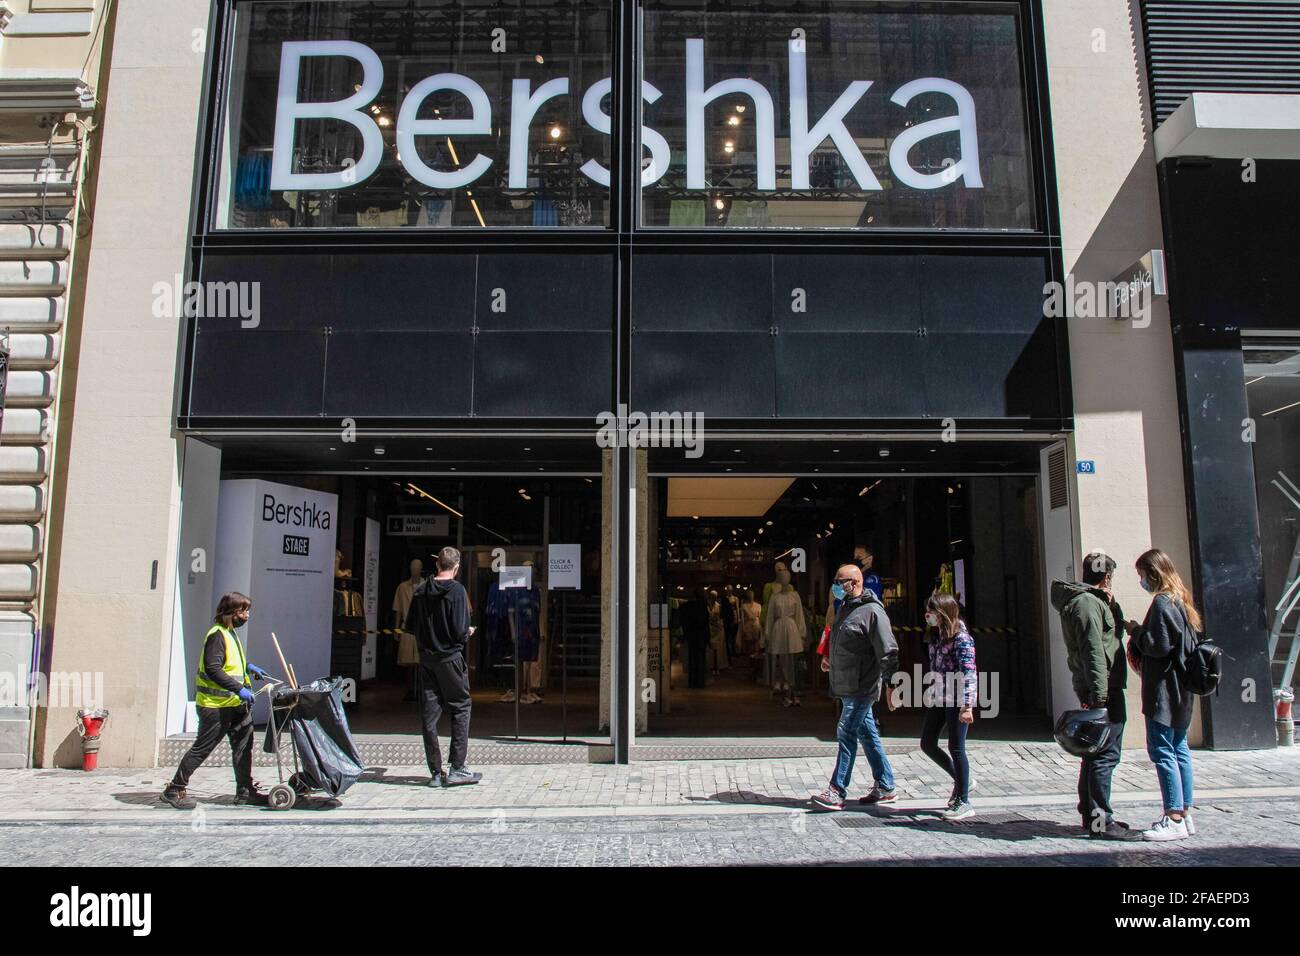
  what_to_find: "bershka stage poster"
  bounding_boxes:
[212,479,338,721]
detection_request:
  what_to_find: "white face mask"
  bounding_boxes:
[924,612,939,628]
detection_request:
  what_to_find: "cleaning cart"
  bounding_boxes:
[259,633,364,810]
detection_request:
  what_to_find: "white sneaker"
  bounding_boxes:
[498,689,516,703]
[520,692,541,704]
[1142,815,1189,842]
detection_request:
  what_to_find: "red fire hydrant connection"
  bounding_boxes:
[76,709,109,771]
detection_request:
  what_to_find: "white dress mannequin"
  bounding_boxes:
[764,583,806,705]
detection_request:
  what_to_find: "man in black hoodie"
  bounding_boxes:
[409,547,481,787]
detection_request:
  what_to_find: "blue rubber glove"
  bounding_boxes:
[247,664,268,681]
[238,687,256,705]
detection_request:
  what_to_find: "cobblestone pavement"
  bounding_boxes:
[1,742,1297,866]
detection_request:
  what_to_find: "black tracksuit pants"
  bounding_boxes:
[420,653,472,775]
[170,704,255,793]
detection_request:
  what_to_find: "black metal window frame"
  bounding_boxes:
[178,0,1067,434]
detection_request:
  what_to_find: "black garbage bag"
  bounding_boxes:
[262,678,364,798]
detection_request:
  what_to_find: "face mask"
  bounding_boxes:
[233,615,248,628]
[925,612,939,627]
[831,583,847,601]
[1140,578,1153,593]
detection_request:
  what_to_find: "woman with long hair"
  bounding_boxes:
[919,591,977,820]
[1124,549,1201,842]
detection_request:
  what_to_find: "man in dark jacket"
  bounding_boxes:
[812,565,899,811]
[409,547,481,787]
[1050,551,1132,838]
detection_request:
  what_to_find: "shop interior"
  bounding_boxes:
[279,473,606,742]
[644,475,1052,740]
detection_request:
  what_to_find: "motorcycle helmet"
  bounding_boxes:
[1053,708,1113,757]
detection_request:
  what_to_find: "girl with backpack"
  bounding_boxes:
[1124,548,1201,842]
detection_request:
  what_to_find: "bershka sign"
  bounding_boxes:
[262,493,331,530]
[271,38,984,194]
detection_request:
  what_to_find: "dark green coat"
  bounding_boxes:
[1051,581,1127,707]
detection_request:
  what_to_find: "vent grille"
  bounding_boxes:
[1141,1,1300,124]
[1048,446,1068,510]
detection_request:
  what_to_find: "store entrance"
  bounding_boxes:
[644,475,1050,741]
[228,472,605,742]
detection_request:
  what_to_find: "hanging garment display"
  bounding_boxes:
[485,582,542,663]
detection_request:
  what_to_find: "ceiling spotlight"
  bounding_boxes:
[765,520,773,526]
[374,447,386,455]
[714,198,725,210]
[878,448,891,458]
[735,104,746,113]
[727,115,740,126]
[549,125,563,139]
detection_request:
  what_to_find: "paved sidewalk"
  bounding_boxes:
[2,743,1297,866]
[1,740,1296,820]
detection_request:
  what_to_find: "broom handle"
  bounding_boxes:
[270,631,297,689]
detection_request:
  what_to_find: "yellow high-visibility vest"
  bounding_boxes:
[194,624,250,709]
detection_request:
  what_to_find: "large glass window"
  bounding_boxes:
[640,0,1035,229]
[214,0,1038,232]
[1245,335,1300,699]
[216,0,613,229]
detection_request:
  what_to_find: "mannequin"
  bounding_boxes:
[706,590,729,674]
[739,588,763,675]
[760,562,791,687]
[334,549,353,583]
[392,558,423,702]
[722,588,740,657]
[764,579,806,706]
[760,561,790,629]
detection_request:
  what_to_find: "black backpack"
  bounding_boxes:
[1174,603,1222,696]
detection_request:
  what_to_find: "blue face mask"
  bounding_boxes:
[831,583,847,601]
[1140,578,1153,593]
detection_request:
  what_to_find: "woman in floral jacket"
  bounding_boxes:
[922,591,978,820]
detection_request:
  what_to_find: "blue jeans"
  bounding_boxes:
[1146,718,1194,812]
[830,697,895,795]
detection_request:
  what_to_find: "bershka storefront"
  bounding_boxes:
[166,0,1074,765]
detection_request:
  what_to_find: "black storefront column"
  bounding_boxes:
[1159,155,1294,749]
[1172,328,1277,749]
[609,0,636,763]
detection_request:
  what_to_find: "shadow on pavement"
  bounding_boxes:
[359,768,434,787]
[688,791,818,810]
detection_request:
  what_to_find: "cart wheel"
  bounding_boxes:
[268,784,296,811]
[288,773,311,797]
